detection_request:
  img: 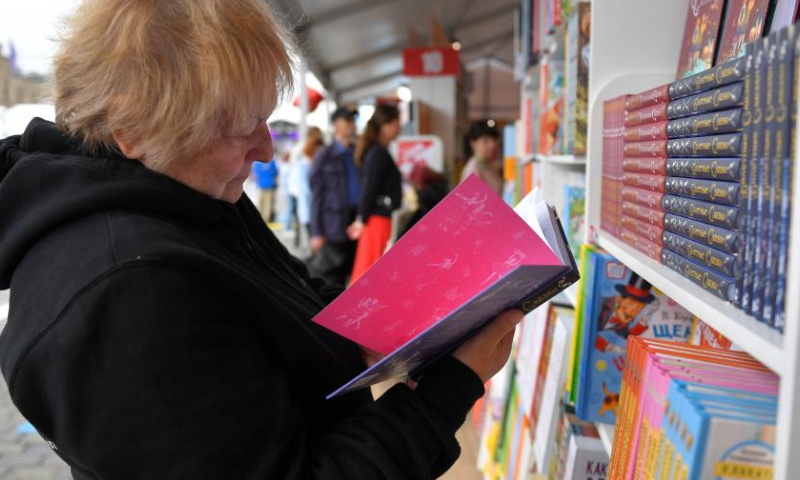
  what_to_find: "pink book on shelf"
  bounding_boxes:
[313,175,579,398]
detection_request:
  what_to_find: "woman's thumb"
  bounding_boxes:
[481,309,524,344]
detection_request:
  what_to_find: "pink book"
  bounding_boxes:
[313,175,579,398]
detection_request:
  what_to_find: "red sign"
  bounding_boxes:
[403,48,460,76]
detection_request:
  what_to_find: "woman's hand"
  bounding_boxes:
[347,220,364,240]
[360,347,385,367]
[453,309,524,382]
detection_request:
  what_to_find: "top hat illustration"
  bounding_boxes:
[614,272,656,303]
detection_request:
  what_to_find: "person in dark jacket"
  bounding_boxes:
[308,107,360,285]
[0,1,523,479]
[348,104,404,282]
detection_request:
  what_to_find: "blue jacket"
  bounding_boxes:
[309,143,358,241]
[253,160,278,189]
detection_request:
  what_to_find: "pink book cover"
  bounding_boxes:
[313,175,576,398]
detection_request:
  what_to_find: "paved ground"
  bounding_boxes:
[0,229,480,480]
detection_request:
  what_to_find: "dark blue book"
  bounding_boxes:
[663,232,740,278]
[743,36,769,313]
[666,133,744,157]
[664,177,741,206]
[665,157,742,181]
[669,56,747,99]
[662,195,742,230]
[666,83,745,119]
[752,32,779,320]
[666,108,744,138]
[736,42,755,307]
[662,249,738,302]
[664,213,740,254]
[775,26,800,331]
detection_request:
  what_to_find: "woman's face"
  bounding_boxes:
[381,118,402,143]
[166,117,273,203]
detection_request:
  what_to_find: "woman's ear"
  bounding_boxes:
[111,131,144,159]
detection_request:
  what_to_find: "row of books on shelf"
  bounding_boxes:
[601,23,799,333]
[472,245,774,480]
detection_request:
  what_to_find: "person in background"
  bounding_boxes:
[398,163,449,238]
[348,104,403,282]
[288,126,324,249]
[276,149,294,232]
[460,119,502,196]
[308,107,360,286]
[253,157,278,223]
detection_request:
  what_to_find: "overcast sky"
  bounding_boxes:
[0,0,82,75]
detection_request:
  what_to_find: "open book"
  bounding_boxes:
[313,175,579,398]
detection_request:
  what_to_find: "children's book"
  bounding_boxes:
[563,185,586,253]
[676,0,727,79]
[576,251,694,424]
[717,0,771,63]
[313,175,580,398]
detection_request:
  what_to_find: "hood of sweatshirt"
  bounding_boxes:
[0,117,229,289]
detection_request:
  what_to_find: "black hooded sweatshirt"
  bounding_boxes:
[0,118,484,480]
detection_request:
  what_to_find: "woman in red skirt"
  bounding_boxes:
[348,104,403,282]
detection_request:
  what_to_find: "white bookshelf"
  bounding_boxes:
[596,423,615,456]
[581,0,800,477]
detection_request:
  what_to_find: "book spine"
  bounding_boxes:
[625,122,669,142]
[662,195,741,230]
[621,228,663,261]
[623,173,666,192]
[665,157,741,181]
[661,249,738,302]
[664,177,741,206]
[775,26,799,331]
[623,141,668,158]
[623,158,668,175]
[621,186,665,209]
[625,85,670,110]
[668,56,748,100]
[621,216,664,245]
[625,103,669,127]
[662,232,740,278]
[519,268,581,314]
[765,26,796,326]
[664,213,739,254]
[752,34,779,320]
[666,83,745,119]
[666,133,744,157]
[743,38,766,312]
[622,201,666,227]
[665,108,744,138]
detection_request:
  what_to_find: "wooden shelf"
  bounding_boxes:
[596,423,615,457]
[596,232,784,373]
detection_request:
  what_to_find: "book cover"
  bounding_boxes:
[690,317,736,349]
[670,55,748,99]
[662,249,739,301]
[768,0,800,32]
[664,177,741,206]
[313,175,579,398]
[565,3,591,155]
[568,244,596,405]
[664,212,740,253]
[667,83,746,119]
[663,194,742,229]
[665,157,742,181]
[625,85,670,111]
[624,103,669,127]
[622,202,666,227]
[620,229,664,262]
[625,122,669,142]
[564,185,586,253]
[666,133,744,157]
[676,0,727,79]
[621,186,665,209]
[666,108,744,138]
[663,231,741,277]
[576,251,693,424]
[717,0,771,63]
[623,173,666,192]
[563,433,609,480]
[751,32,779,319]
[774,26,799,330]
[621,216,665,245]
[623,158,668,175]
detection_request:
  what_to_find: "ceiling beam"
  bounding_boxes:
[270,0,332,89]
[296,0,406,31]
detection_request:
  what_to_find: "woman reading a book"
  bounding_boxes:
[0,1,523,479]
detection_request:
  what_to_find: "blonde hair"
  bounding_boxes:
[54,0,294,170]
[302,126,324,158]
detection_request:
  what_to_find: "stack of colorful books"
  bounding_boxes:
[607,337,778,480]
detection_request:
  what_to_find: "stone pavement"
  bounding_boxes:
[0,289,73,479]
